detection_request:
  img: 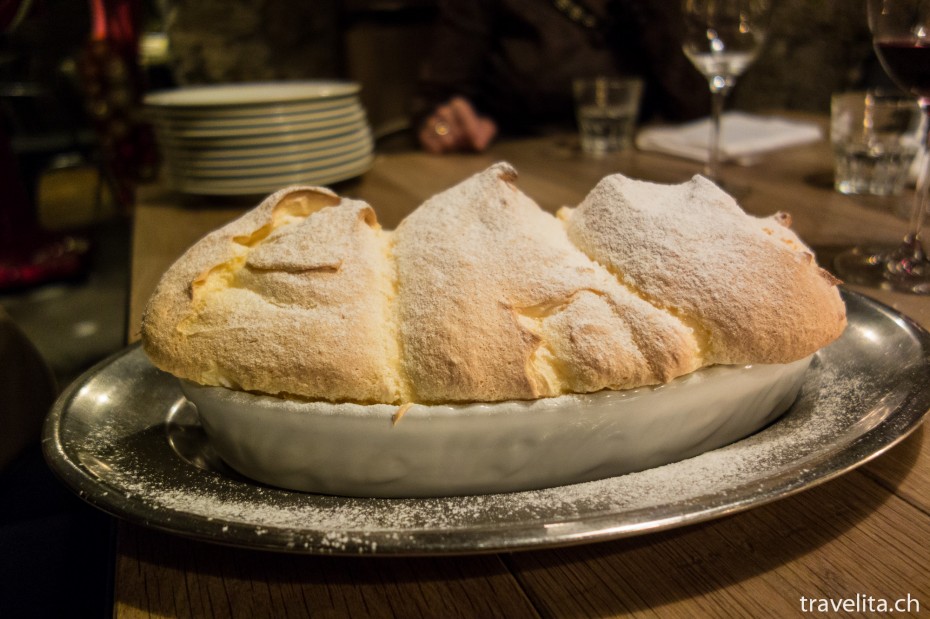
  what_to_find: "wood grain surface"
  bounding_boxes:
[119,122,930,618]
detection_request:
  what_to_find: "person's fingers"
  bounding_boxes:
[418,98,497,154]
[447,97,482,150]
[418,121,445,154]
[419,105,462,154]
[418,117,454,154]
[434,105,466,151]
[448,97,496,152]
[472,117,497,151]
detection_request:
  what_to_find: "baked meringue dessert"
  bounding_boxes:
[142,163,846,497]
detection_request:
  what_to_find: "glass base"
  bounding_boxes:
[834,246,896,287]
[834,243,930,294]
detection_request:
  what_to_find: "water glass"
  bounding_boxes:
[572,77,643,156]
[830,92,921,196]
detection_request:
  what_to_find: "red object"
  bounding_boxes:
[0,126,90,292]
[0,234,91,290]
[78,0,157,209]
[0,0,92,291]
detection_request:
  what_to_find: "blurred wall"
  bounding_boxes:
[343,2,437,136]
[158,0,434,134]
[160,0,341,84]
[733,1,874,112]
[154,0,875,126]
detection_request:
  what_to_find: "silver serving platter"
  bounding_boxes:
[42,291,930,555]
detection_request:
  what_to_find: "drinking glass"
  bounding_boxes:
[682,0,770,182]
[834,0,930,293]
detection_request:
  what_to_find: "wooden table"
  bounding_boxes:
[122,129,930,617]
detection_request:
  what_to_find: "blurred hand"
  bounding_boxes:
[418,97,497,154]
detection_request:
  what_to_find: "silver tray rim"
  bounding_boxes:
[41,290,930,555]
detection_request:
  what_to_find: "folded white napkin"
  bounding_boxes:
[636,112,823,164]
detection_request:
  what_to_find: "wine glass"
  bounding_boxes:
[682,0,770,183]
[835,0,930,294]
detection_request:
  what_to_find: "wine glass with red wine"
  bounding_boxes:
[837,0,930,293]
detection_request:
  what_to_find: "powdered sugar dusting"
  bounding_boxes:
[66,345,879,555]
[54,290,927,555]
[564,174,847,366]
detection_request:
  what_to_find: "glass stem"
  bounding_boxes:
[706,80,730,182]
[901,107,930,264]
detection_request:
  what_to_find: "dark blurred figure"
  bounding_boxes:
[413,0,710,154]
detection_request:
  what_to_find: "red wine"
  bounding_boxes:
[875,40,930,99]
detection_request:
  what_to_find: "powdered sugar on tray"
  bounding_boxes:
[66,345,883,555]
[56,286,930,556]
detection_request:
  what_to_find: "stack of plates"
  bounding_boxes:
[145,82,374,195]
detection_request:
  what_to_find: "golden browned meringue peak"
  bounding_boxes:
[141,186,405,403]
[141,164,845,404]
[559,173,847,365]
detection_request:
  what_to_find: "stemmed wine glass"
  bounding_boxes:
[682,0,770,183]
[835,0,930,294]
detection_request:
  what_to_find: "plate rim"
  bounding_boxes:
[166,137,371,170]
[144,81,361,108]
[41,290,930,555]
[164,142,373,179]
[147,99,360,121]
[152,107,365,138]
[159,128,372,161]
[165,154,374,195]
[154,117,367,148]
